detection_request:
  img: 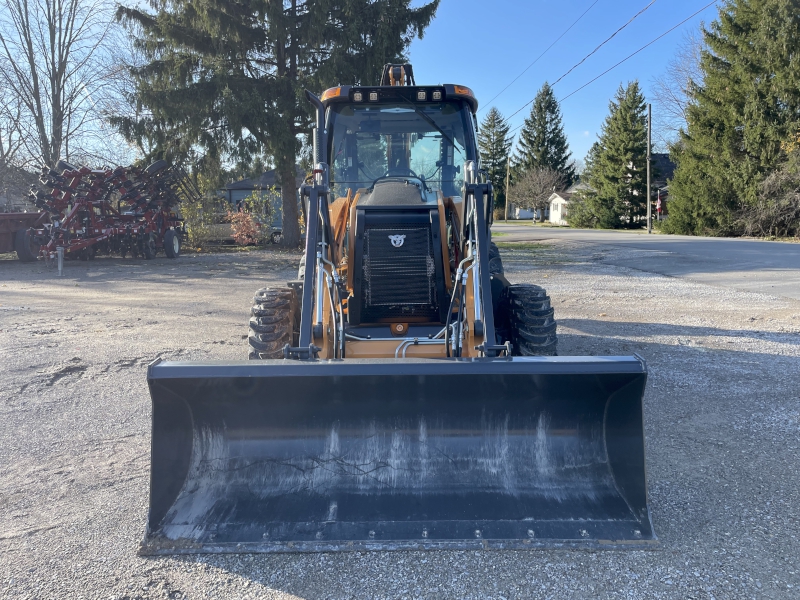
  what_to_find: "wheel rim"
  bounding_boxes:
[172,234,180,254]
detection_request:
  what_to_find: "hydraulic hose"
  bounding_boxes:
[445,254,474,357]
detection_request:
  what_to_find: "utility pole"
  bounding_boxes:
[504,152,511,222]
[646,103,652,234]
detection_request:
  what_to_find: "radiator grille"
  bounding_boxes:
[362,224,439,321]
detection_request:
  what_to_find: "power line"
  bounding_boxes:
[559,0,716,102]
[504,0,658,123]
[507,0,716,136]
[479,0,602,112]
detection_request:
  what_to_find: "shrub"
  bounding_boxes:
[229,210,263,246]
[181,195,220,249]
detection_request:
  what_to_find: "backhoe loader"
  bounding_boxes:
[143,64,654,554]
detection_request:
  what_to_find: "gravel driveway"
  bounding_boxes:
[1,240,798,599]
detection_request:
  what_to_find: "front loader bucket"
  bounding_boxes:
[142,357,654,554]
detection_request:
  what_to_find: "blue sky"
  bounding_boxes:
[408,0,720,161]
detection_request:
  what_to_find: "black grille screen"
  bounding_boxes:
[362,223,438,321]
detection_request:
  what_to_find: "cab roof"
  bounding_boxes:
[319,84,478,114]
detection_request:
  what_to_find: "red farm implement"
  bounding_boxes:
[24,160,199,261]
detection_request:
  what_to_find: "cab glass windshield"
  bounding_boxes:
[328,101,473,198]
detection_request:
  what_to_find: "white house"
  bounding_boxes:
[547,182,592,225]
[513,206,547,220]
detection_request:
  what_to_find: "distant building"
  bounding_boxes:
[543,153,677,226]
[547,181,592,226]
[0,166,38,213]
[513,206,547,220]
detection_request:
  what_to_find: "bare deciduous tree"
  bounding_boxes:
[0,81,24,165]
[738,159,800,238]
[508,166,565,222]
[0,77,34,210]
[650,29,705,150]
[0,0,135,167]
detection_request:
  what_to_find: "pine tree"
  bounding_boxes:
[513,83,575,187]
[114,0,439,246]
[580,81,648,229]
[478,108,512,212]
[566,142,601,228]
[665,0,800,236]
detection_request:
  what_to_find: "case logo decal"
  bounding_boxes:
[389,234,406,248]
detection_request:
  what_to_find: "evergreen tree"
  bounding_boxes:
[513,83,575,187]
[478,107,512,212]
[566,142,601,228]
[579,81,648,229]
[115,0,439,246]
[665,0,800,236]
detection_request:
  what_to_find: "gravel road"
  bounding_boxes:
[1,240,799,599]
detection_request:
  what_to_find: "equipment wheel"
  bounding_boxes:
[142,233,157,260]
[504,284,557,356]
[248,287,299,359]
[14,228,38,262]
[164,229,181,258]
[488,241,504,275]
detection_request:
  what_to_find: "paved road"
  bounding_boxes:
[493,224,800,300]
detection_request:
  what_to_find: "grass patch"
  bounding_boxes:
[494,241,549,251]
[491,231,509,237]
[497,221,569,228]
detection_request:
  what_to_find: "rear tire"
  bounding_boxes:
[14,228,38,262]
[248,287,299,359]
[488,241,504,275]
[164,229,180,258]
[142,233,156,260]
[505,284,557,356]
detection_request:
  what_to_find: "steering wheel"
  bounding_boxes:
[370,168,420,189]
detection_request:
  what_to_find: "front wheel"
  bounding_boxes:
[248,287,299,359]
[503,284,557,356]
[164,229,181,258]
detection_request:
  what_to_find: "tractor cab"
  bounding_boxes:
[316,69,481,334]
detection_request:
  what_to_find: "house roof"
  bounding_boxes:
[225,166,306,191]
[549,191,574,203]
[566,181,592,194]
[548,181,592,204]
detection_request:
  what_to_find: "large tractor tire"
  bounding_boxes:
[14,228,38,262]
[488,241,503,275]
[505,283,557,356]
[248,287,299,359]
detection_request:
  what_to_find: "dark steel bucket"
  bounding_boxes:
[141,357,654,554]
